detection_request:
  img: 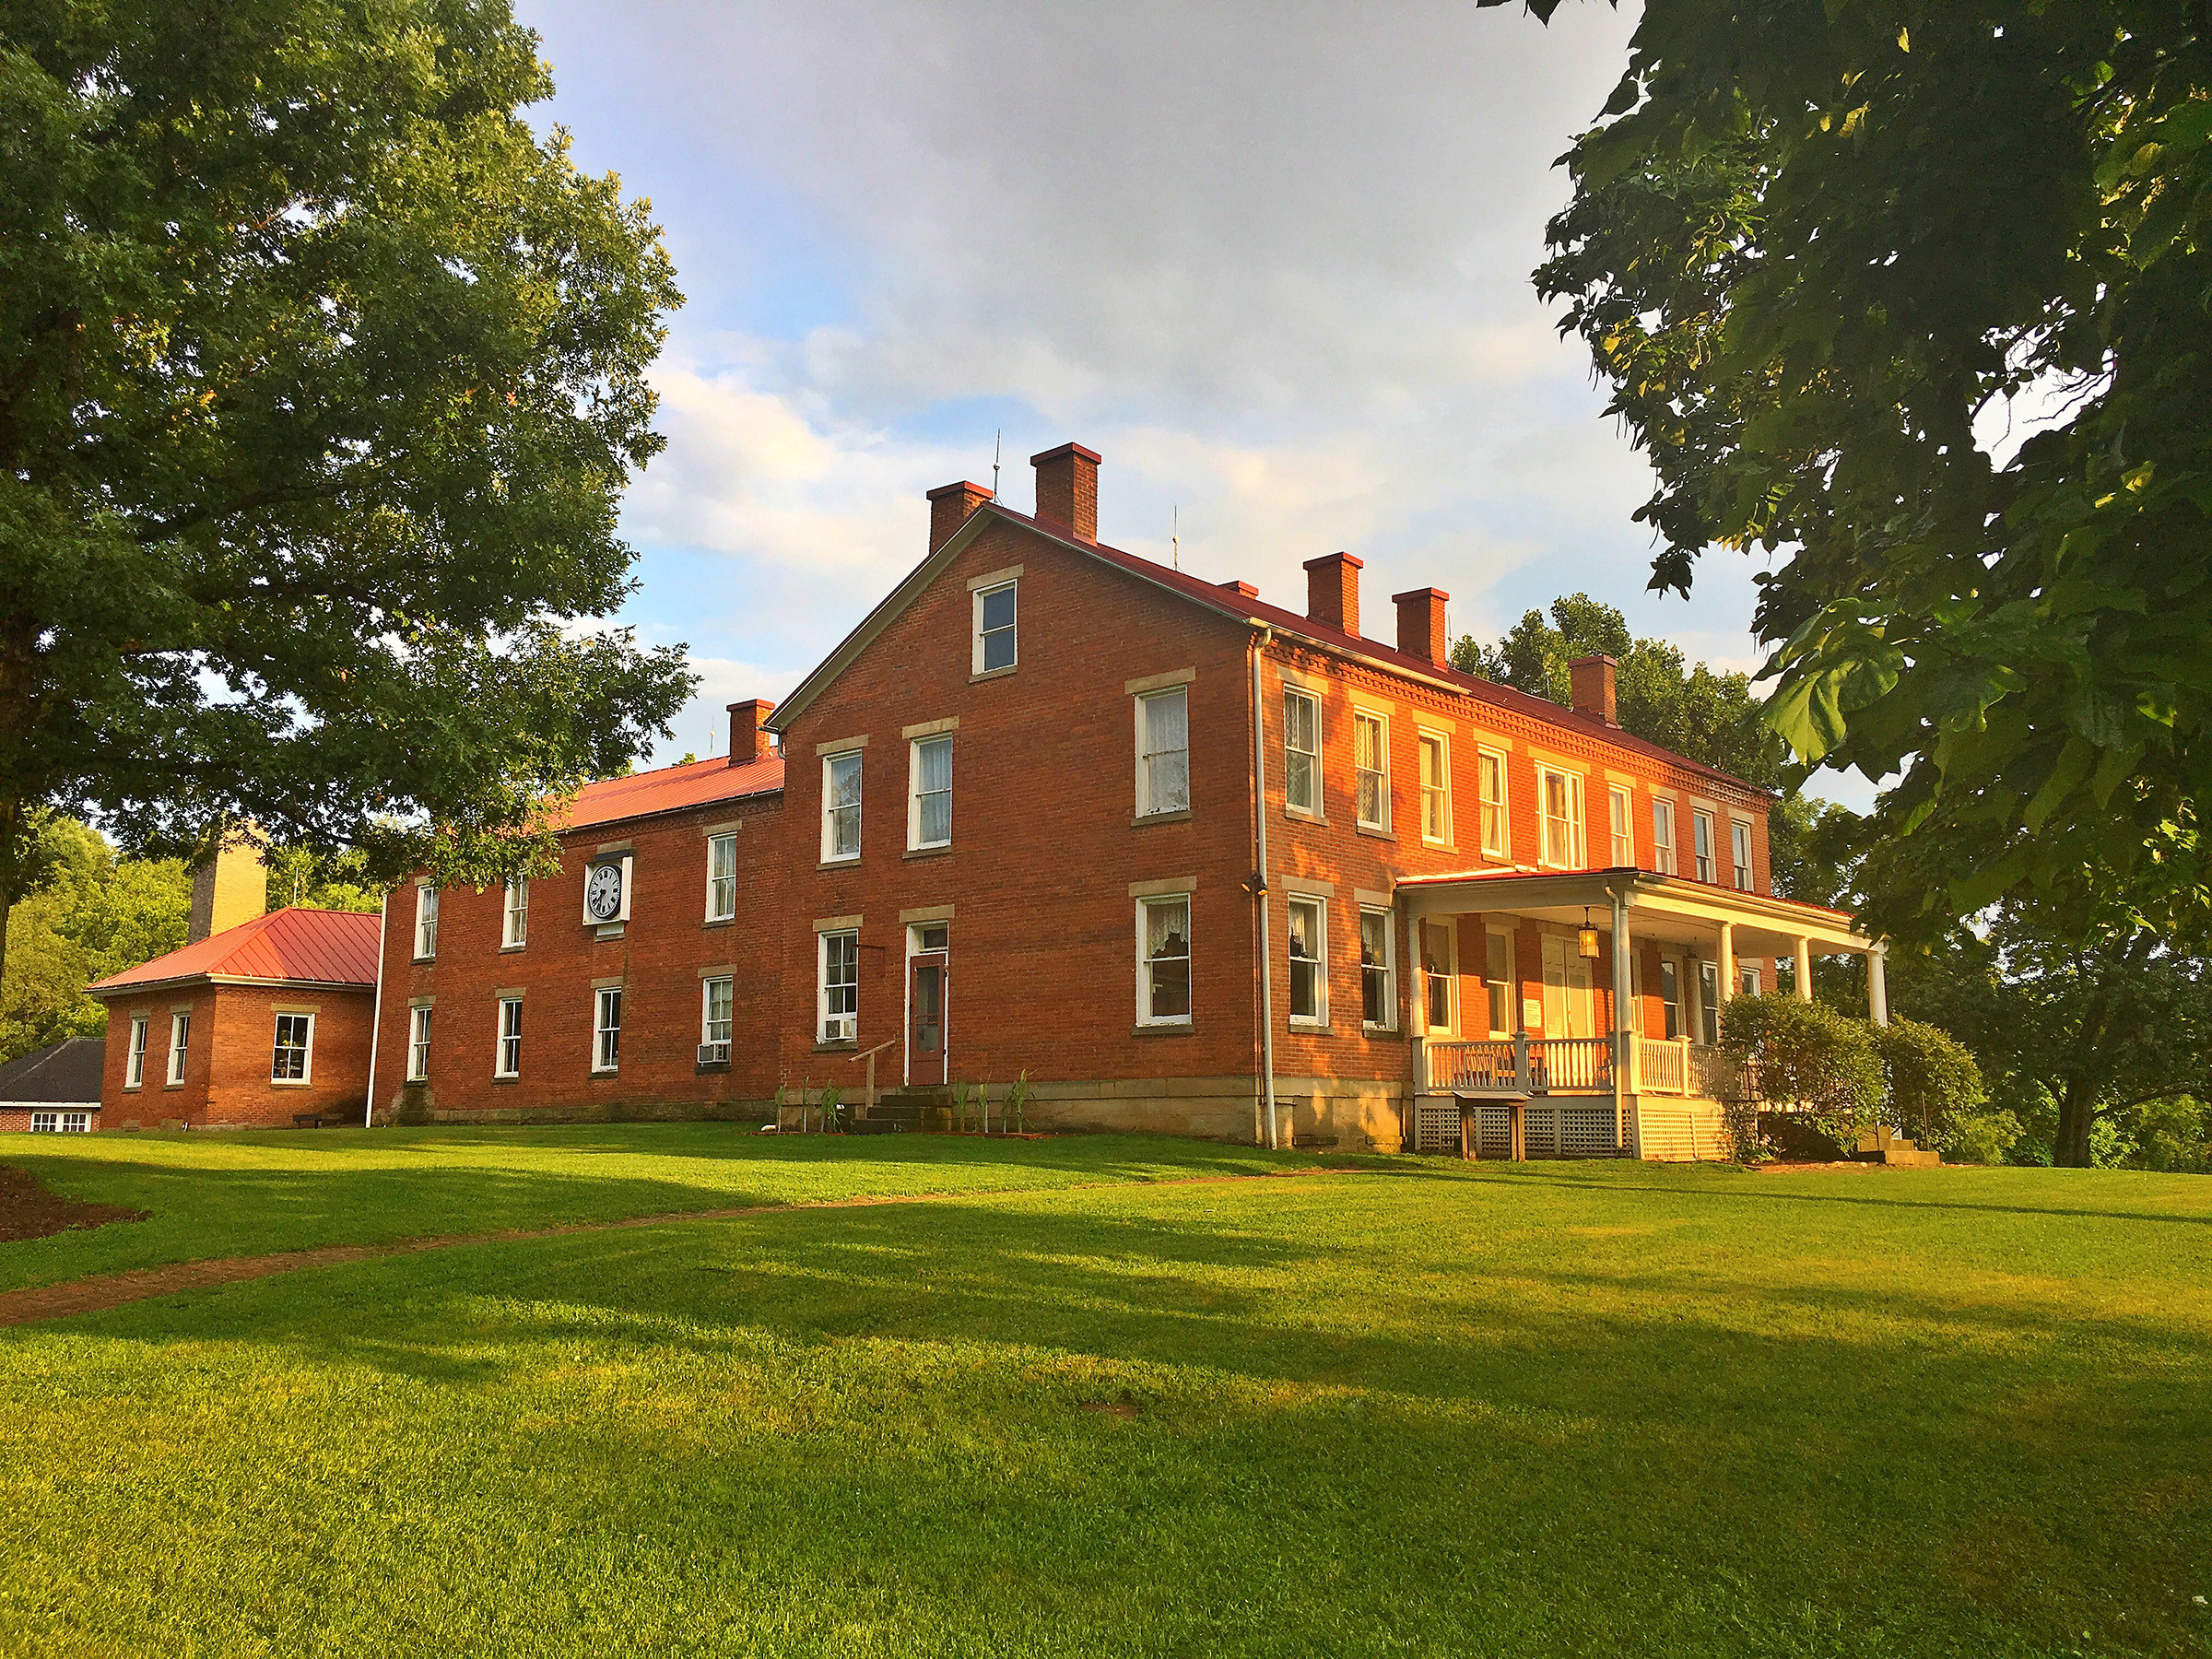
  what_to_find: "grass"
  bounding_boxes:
[2,1136,2208,1656]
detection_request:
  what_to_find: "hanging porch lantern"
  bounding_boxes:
[1578,908,1601,960]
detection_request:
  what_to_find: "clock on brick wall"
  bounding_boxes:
[582,855,631,925]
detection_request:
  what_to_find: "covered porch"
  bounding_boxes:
[1393,867,1884,1160]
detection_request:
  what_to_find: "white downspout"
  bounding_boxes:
[362,887,389,1128]
[1250,627,1278,1150]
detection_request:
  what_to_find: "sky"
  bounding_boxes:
[516,0,1874,809]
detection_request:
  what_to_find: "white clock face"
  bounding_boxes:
[586,862,624,921]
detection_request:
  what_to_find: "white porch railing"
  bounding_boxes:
[1421,1034,1614,1095]
[1635,1035,1696,1097]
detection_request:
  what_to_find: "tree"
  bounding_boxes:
[265,844,381,915]
[0,0,696,994]
[1495,0,2212,945]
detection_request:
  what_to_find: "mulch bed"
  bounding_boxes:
[0,1163,148,1243]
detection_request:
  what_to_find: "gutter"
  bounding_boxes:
[362,887,388,1128]
[1249,625,1278,1151]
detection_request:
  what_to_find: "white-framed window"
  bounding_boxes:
[1732,818,1755,890]
[406,1006,431,1081]
[414,884,440,959]
[1418,733,1451,845]
[166,1012,191,1085]
[1353,711,1389,831]
[1283,688,1320,816]
[496,997,523,1078]
[821,751,863,863]
[1693,809,1716,882]
[819,930,858,1042]
[1741,963,1762,997]
[1609,785,1634,867]
[1288,895,1326,1026]
[701,975,734,1052]
[1135,687,1191,817]
[1699,959,1722,1045]
[502,877,529,947]
[594,987,623,1073]
[1486,927,1515,1037]
[1659,958,1682,1039]
[1420,920,1455,1034]
[1136,896,1192,1026]
[1359,907,1394,1030]
[1477,747,1508,858]
[1653,798,1677,875]
[124,1016,148,1088]
[706,833,737,922]
[1539,766,1586,868]
[271,1013,313,1083]
[973,580,1018,674]
[909,735,953,850]
[30,1111,90,1134]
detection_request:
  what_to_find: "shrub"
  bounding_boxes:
[1872,1017,1985,1147]
[1942,1109,2024,1166]
[1720,994,1884,1151]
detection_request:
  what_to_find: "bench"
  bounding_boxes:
[291,1112,344,1129]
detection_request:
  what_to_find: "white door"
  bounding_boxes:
[1542,935,1595,1038]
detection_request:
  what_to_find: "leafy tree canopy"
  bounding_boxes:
[1495,0,2212,944]
[0,0,696,989]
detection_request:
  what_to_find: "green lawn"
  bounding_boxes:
[2,1137,2208,1657]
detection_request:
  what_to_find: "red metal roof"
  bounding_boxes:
[561,752,784,831]
[89,907,385,994]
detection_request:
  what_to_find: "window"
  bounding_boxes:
[706,833,737,922]
[1539,766,1586,868]
[822,751,863,863]
[1283,688,1320,816]
[1288,896,1326,1025]
[30,1111,89,1134]
[271,1013,313,1083]
[1659,959,1682,1039]
[1354,712,1388,831]
[1732,819,1755,890]
[124,1017,148,1088]
[496,998,523,1078]
[1486,928,1515,1037]
[1135,688,1190,817]
[1698,960,1721,1045]
[594,987,623,1073]
[1420,921,1454,1033]
[1359,908,1394,1029]
[1477,747,1508,858]
[701,976,733,1057]
[1609,785,1634,867]
[819,930,858,1042]
[167,1012,191,1086]
[1418,733,1451,844]
[502,877,529,947]
[1137,896,1192,1025]
[909,736,953,849]
[1653,799,1677,875]
[1693,810,1716,882]
[406,1006,432,1081]
[973,581,1018,674]
[1741,963,1762,997]
[414,885,440,959]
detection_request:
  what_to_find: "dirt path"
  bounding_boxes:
[0,1166,1363,1329]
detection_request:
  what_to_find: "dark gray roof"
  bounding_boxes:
[0,1039,104,1106]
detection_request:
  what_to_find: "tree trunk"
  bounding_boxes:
[2053,1077,2098,1168]
[0,789,20,1002]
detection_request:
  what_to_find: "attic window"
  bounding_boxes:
[973,582,1017,674]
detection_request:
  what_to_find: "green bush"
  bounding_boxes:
[1942,1109,2024,1166]
[1871,1016,1986,1147]
[1720,994,1885,1151]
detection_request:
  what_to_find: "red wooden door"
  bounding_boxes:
[908,953,947,1086]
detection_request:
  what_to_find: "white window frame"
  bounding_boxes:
[502,876,529,947]
[1283,688,1321,818]
[1353,711,1389,832]
[166,1012,191,1086]
[594,986,623,1074]
[706,833,738,922]
[701,975,734,1052]
[908,735,953,851]
[1359,905,1395,1031]
[972,580,1018,674]
[413,884,439,959]
[30,1111,56,1134]
[270,1012,315,1084]
[1484,926,1517,1038]
[1653,798,1677,876]
[1287,894,1327,1028]
[406,1006,432,1081]
[1699,959,1722,1045]
[29,1110,88,1133]
[1609,784,1634,867]
[1732,818,1755,891]
[1477,747,1508,859]
[818,930,859,1043]
[1135,894,1194,1028]
[63,1110,88,1133]
[495,997,523,1079]
[821,751,864,865]
[124,1016,148,1089]
[1693,809,1716,882]
[1741,963,1763,998]
[1659,957,1683,1039]
[1538,765,1587,869]
[1418,732,1452,847]
[1134,687,1191,818]
[1420,920,1456,1036]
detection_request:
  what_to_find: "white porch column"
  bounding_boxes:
[1716,920,1735,1006]
[1868,942,1889,1027]
[1611,888,1633,1153]
[1794,935,1815,1001]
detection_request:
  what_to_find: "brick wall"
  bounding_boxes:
[95,982,373,1129]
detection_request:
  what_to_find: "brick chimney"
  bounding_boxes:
[1569,654,1618,725]
[1393,588,1450,665]
[727,699,773,764]
[1030,442,1100,542]
[1218,579,1259,600]
[926,480,993,553]
[1303,552,1362,637]
[187,831,266,942]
